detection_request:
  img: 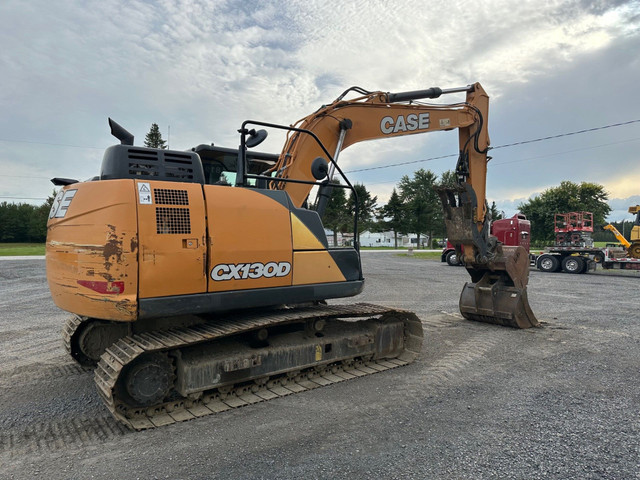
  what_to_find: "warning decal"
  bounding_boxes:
[138,182,152,204]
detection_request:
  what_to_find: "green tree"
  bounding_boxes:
[398,168,443,248]
[437,169,458,188]
[346,184,378,243]
[318,181,350,246]
[489,201,503,221]
[378,188,407,248]
[0,191,56,243]
[518,181,611,244]
[144,123,167,149]
[29,191,56,241]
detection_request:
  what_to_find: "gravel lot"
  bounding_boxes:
[0,254,639,479]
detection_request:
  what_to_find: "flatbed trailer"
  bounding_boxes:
[534,246,640,273]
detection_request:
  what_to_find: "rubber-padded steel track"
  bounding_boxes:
[62,315,85,362]
[94,303,423,430]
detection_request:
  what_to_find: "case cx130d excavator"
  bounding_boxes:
[47,82,538,429]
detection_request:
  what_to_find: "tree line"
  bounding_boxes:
[317,178,624,249]
[318,168,501,249]
[0,193,55,242]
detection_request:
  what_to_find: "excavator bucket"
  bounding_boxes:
[459,245,539,328]
[436,184,539,329]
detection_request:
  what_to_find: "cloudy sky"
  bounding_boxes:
[1,0,639,221]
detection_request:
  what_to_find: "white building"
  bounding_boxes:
[326,230,429,248]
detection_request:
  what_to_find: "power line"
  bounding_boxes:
[346,119,640,173]
[361,136,640,186]
[491,119,640,150]
[347,153,456,173]
[491,137,640,166]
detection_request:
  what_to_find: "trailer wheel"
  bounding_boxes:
[593,252,605,264]
[445,250,461,266]
[537,254,559,272]
[561,256,584,274]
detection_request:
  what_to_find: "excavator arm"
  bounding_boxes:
[250,83,538,328]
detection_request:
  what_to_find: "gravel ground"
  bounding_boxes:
[0,255,638,479]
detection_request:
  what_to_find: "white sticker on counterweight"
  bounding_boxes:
[138,182,152,204]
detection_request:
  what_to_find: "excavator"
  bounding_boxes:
[603,205,640,258]
[46,82,538,429]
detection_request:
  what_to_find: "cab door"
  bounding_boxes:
[136,180,207,298]
[205,186,293,292]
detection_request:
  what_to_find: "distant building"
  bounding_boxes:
[325,230,429,248]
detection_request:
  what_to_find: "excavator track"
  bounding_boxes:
[94,303,423,430]
[62,315,84,359]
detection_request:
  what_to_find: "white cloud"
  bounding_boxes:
[0,0,639,206]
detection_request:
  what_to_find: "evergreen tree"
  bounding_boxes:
[489,201,503,221]
[346,184,378,244]
[378,188,407,248]
[398,169,443,248]
[318,181,350,247]
[144,123,167,149]
[437,169,458,188]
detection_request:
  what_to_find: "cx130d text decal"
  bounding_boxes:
[211,262,291,281]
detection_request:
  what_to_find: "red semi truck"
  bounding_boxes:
[441,214,530,266]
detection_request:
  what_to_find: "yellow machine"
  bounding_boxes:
[603,206,640,259]
[46,83,538,429]
[603,224,631,249]
[629,205,640,258]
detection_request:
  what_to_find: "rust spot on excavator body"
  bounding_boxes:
[103,224,124,271]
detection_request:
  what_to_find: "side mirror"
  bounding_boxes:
[310,157,329,180]
[246,129,268,148]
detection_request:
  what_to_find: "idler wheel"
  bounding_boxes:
[75,319,128,366]
[122,353,173,407]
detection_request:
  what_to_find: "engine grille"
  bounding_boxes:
[154,188,189,206]
[126,149,198,181]
[100,145,205,184]
[156,207,191,234]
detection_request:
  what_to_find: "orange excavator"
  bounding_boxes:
[46,82,538,429]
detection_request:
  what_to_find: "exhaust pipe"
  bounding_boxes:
[108,118,134,146]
